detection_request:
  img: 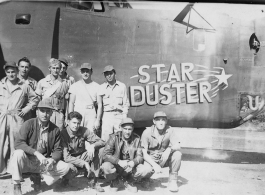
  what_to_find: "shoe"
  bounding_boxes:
[140,178,152,189]
[88,177,105,192]
[53,178,69,192]
[124,180,138,193]
[109,177,120,192]
[168,173,179,192]
[30,173,42,193]
[14,184,22,195]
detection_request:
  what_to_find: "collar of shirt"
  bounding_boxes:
[66,125,82,139]
[1,77,24,91]
[38,120,49,132]
[45,74,62,83]
[105,80,121,89]
[18,75,35,84]
[151,125,170,139]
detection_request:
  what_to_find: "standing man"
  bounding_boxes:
[101,118,150,193]
[58,58,75,87]
[9,99,75,195]
[0,61,38,176]
[35,58,69,130]
[17,57,38,121]
[99,65,130,141]
[141,111,182,192]
[68,63,102,133]
[61,111,105,192]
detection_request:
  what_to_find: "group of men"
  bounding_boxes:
[0,57,182,195]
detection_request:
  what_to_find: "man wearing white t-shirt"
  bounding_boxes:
[68,63,102,133]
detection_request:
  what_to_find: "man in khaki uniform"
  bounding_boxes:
[68,63,102,133]
[35,58,69,130]
[0,61,38,176]
[58,58,75,88]
[17,57,38,121]
[99,65,130,141]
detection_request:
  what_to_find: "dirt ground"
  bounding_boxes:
[1,160,265,195]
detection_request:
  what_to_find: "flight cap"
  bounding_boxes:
[154,111,167,119]
[3,61,18,70]
[103,65,114,73]
[80,63,92,70]
[49,58,60,67]
[120,117,134,126]
[59,58,69,66]
[37,98,54,110]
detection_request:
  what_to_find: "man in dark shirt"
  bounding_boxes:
[141,111,182,192]
[61,111,105,192]
[9,99,75,195]
[101,118,150,193]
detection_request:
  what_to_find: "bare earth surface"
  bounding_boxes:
[1,160,265,195]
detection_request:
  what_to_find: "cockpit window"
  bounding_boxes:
[69,0,104,12]
[108,0,132,8]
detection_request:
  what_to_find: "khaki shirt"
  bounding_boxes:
[99,80,130,114]
[61,73,75,88]
[18,75,37,91]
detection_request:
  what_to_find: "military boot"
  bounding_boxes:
[13,184,22,195]
[87,171,104,192]
[30,173,42,193]
[109,176,121,192]
[168,172,179,192]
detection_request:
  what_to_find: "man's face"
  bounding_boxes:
[59,63,67,76]
[36,108,53,123]
[153,117,167,131]
[5,67,18,81]
[49,64,61,77]
[68,117,81,133]
[121,124,134,140]
[18,61,30,77]
[104,70,116,83]
[80,68,92,80]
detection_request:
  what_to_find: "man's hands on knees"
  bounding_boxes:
[160,148,171,167]
[46,158,56,171]
[124,161,134,173]
[86,144,95,159]
[34,151,47,165]
[118,160,128,169]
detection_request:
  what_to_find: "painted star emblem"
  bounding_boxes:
[214,69,232,86]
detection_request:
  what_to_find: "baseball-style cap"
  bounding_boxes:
[80,63,92,70]
[154,111,167,119]
[120,118,134,126]
[59,58,69,66]
[103,65,114,73]
[37,98,54,110]
[49,58,60,67]
[3,61,18,70]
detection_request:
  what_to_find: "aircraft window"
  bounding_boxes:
[15,14,31,25]
[69,1,104,12]
[193,30,205,52]
[108,0,132,8]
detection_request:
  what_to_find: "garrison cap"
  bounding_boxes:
[37,98,54,110]
[154,111,167,119]
[3,61,18,70]
[59,58,69,66]
[103,65,114,73]
[49,58,60,67]
[120,117,134,126]
[80,63,92,70]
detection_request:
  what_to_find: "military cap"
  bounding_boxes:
[103,65,115,73]
[154,111,167,119]
[37,98,54,110]
[120,117,134,126]
[3,61,18,70]
[59,58,69,66]
[49,58,60,67]
[80,63,92,70]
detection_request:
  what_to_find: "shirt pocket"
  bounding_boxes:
[102,94,110,106]
[115,91,124,105]
[149,138,159,150]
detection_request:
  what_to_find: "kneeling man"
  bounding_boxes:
[141,111,182,192]
[101,118,150,193]
[61,111,105,192]
[10,99,74,195]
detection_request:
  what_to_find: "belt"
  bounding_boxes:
[105,109,122,113]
